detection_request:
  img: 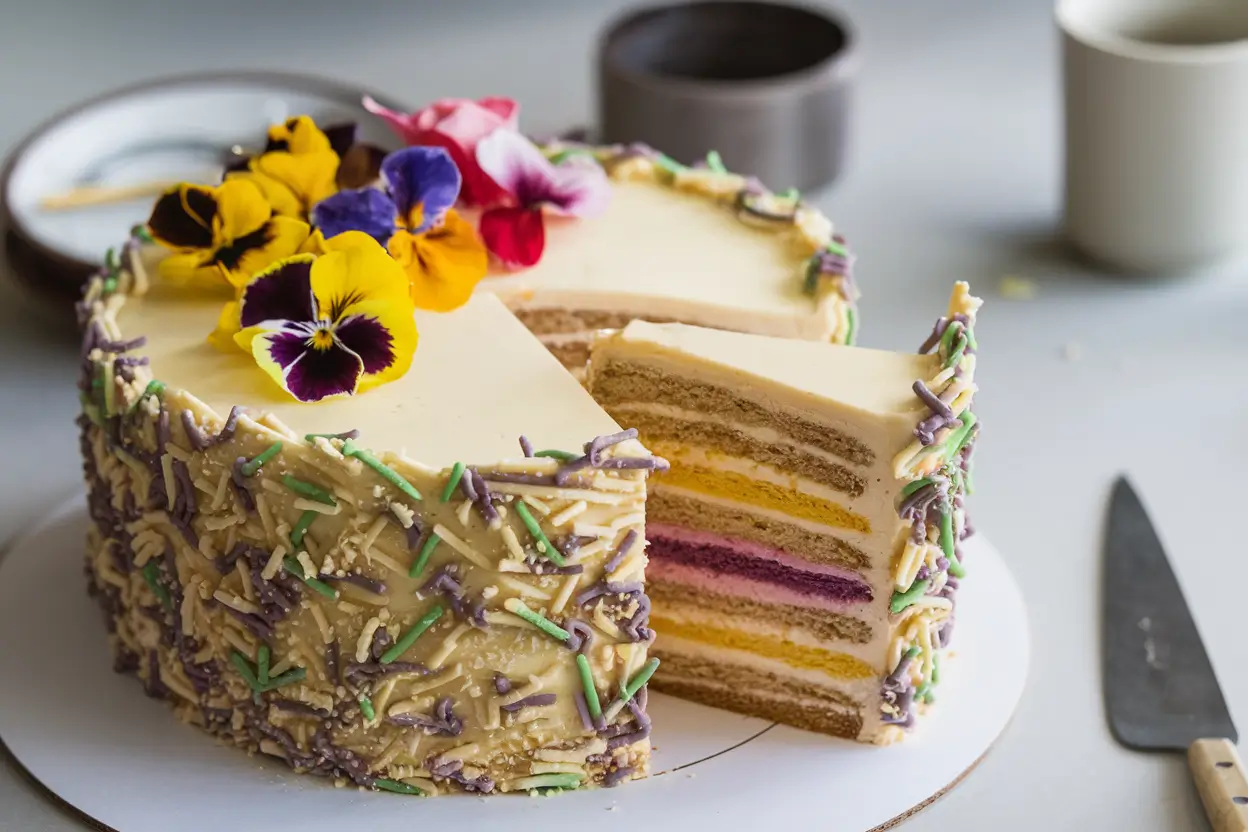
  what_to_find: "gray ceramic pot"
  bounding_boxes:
[598,1,857,192]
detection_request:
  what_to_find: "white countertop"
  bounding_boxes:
[1,1,1242,829]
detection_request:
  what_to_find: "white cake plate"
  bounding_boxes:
[0,497,1028,832]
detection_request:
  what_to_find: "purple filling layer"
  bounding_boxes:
[647,534,872,604]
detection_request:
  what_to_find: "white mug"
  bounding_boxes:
[1059,0,1248,273]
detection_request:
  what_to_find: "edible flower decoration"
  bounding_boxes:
[226,116,339,220]
[146,179,310,291]
[363,95,518,207]
[474,129,611,269]
[312,146,488,312]
[232,232,417,403]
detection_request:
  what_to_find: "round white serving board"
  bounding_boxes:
[0,498,1028,832]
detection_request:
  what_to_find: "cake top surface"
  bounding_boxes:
[481,176,820,322]
[116,287,620,468]
[603,318,941,417]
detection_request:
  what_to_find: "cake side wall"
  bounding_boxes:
[75,260,664,796]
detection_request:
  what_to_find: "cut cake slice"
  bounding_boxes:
[587,282,982,744]
[78,261,664,795]
[481,146,858,378]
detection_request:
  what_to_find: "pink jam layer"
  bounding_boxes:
[646,524,874,610]
[648,559,874,614]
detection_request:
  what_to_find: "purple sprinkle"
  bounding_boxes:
[493,672,513,695]
[586,428,638,465]
[115,356,149,368]
[469,469,499,525]
[918,317,950,354]
[501,693,557,712]
[459,469,478,502]
[403,518,423,550]
[573,691,594,732]
[221,605,274,641]
[626,696,651,732]
[270,698,330,718]
[181,410,212,451]
[603,765,634,787]
[230,457,256,512]
[564,618,595,653]
[607,726,651,750]
[519,435,535,457]
[321,572,387,595]
[576,580,644,608]
[554,455,593,486]
[477,470,557,486]
[325,641,340,685]
[603,529,637,573]
[98,334,147,354]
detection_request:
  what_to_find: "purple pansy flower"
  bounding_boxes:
[233,232,418,403]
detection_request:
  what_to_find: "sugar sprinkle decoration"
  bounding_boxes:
[410,532,441,578]
[240,442,282,477]
[280,474,337,506]
[380,604,445,664]
[283,556,338,599]
[514,501,564,566]
[503,598,570,643]
[618,657,659,704]
[441,462,465,503]
[342,439,422,502]
[575,653,602,720]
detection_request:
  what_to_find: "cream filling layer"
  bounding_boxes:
[652,635,880,703]
[607,401,867,472]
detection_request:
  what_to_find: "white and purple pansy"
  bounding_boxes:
[233,231,418,403]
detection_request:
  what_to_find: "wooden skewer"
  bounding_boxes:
[39,179,183,212]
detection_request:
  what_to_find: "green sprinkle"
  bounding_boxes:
[141,561,172,612]
[441,462,465,503]
[380,604,445,664]
[283,556,338,599]
[373,778,424,796]
[620,657,660,703]
[901,477,936,498]
[143,379,165,399]
[289,510,319,549]
[802,257,821,296]
[653,153,685,175]
[523,773,583,792]
[504,598,570,643]
[943,340,966,370]
[514,501,564,566]
[547,148,595,166]
[100,363,116,416]
[705,150,727,173]
[102,276,118,295]
[241,442,282,477]
[923,690,935,704]
[902,645,921,662]
[938,320,962,356]
[257,645,270,685]
[939,507,966,578]
[890,579,930,614]
[230,650,262,693]
[779,187,800,201]
[844,305,858,346]
[280,474,336,506]
[534,449,579,461]
[576,653,602,720]
[932,653,941,685]
[343,439,423,502]
[939,412,978,465]
[964,325,978,351]
[825,238,850,258]
[263,667,307,690]
[104,247,120,271]
[409,533,440,578]
[359,695,375,721]
[915,682,931,701]
[131,224,154,243]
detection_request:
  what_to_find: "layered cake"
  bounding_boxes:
[362,96,859,378]
[587,283,982,744]
[73,100,959,799]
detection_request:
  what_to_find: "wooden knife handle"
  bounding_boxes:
[1190,738,1248,832]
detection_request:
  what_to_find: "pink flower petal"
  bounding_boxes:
[475,129,554,202]
[543,159,612,219]
[362,96,423,145]
[479,206,546,269]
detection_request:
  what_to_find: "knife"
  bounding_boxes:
[1104,476,1248,831]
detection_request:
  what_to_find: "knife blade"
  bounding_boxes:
[1104,476,1248,831]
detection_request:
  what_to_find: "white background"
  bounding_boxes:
[0,1,1242,829]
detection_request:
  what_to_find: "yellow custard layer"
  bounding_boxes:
[652,463,871,534]
[650,616,877,681]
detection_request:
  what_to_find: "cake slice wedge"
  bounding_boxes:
[587,282,982,744]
